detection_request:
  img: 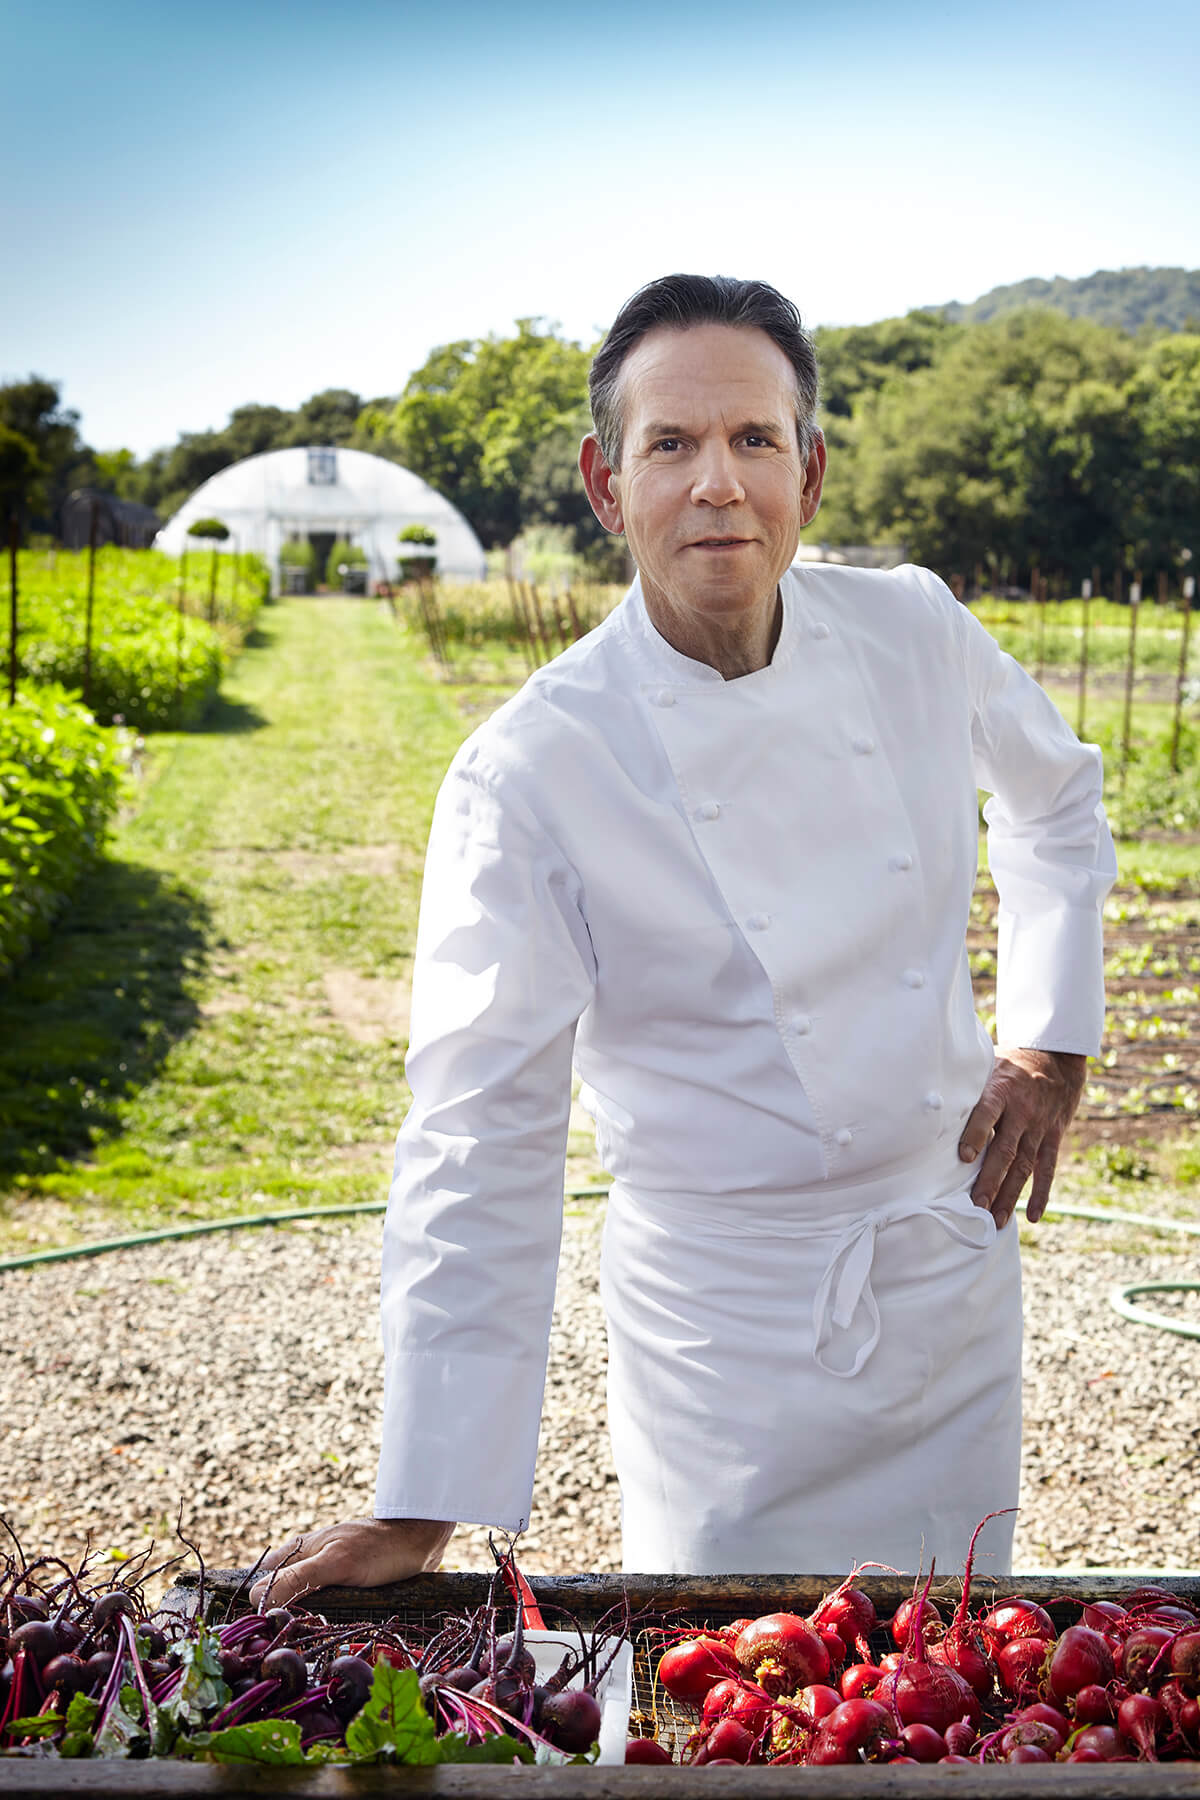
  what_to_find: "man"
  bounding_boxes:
[253,275,1115,1605]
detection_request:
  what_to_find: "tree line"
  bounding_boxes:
[4,304,1197,585]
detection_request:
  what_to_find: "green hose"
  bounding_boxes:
[0,1186,1195,1345]
[1108,1280,1200,1342]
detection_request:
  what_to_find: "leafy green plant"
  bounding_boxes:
[187,517,229,543]
[398,522,437,582]
[0,683,127,976]
[325,538,367,586]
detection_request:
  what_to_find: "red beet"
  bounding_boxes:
[1120,1624,1174,1688]
[658,1637,737,1703]
[733,1613,830,1695]
[982,1597,1055,1648]
[806,1697,891,1764]
[812,1581,877,1663]
[1118,1691,1162,1761]
[1048,1625,1115,1703]
[796,1683,842,1724]
[1070,1723,1124,1760]
[840,1661,882,1699]
[900,1722,947,1762]
[1169,1628,1200,1694]
[891,1594,943,1650]
[1009,1744,1052,1762]
[1074,1682,1115,1724]
[625,1737,672,1763]
[701,1718,756,1764]
[995,1635,1051,1702]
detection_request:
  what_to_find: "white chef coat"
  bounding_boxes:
[375,563,1116,1572]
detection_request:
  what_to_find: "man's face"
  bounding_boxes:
[581,323,825,627]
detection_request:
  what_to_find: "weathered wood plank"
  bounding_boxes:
[3,1758,1200,1796]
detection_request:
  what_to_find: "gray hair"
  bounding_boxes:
[588,274,820,470]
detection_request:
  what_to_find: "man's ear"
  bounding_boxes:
[579,434,624,535]
[797,429,828,529]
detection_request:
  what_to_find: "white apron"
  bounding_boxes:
[601,1141,1022,1575]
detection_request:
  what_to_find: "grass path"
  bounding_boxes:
[0,598,600,1255]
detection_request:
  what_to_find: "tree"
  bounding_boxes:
[0,423,45,526]
[363,321,593,546]
[288,389,362,446]
[0,378,94,533]
[807,309,1140,575]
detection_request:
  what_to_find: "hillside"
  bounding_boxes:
[937,265,1200,334]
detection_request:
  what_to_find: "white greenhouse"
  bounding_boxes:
[155,446,487,590]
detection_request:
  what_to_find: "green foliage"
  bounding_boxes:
[0,422,44,512]
[805,309,1200,576]
[325,538,367,585]
[278,537,315,572]
[398,523,437,545]
[940,265,1200,334]
[0,378,94,534]
[187,517,229,542]
[9,547,259,729]
[362,320,593,546]
[0,684,127,977]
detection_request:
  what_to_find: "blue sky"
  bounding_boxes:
[2,0,1197,455]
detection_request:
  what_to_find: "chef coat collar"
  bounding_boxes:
[620,569,804,689]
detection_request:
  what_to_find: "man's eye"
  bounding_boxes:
[653,438,683,453]
[743,435,773,449]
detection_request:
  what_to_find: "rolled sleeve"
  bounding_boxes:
[374,744,596,1528]
[932,574,1117,1056]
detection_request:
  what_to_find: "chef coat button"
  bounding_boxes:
[652,687,675,707]
[695,800,720,822]
[810,621,831,640]
[852,734,876,756]
[889,852,914,872]
[924,1090,944,1111]
[835,1127,853,1147]
[902,968,926,989]
[791,1013,813,1036]
[746,911,771,931]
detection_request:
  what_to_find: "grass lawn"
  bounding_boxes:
[0,596,1194,1258]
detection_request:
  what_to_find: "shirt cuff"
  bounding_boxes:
[995,904,1107,1057]
[373,1347,546,1530]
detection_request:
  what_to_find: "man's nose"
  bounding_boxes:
[690,445,745,506]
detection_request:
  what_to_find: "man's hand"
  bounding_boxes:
[958,1047,1087,1229]
[248,1517,456,1610]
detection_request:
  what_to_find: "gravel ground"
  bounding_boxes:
[2,1205,1197,1594]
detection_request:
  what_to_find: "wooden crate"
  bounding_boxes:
[3,1572,1199,1797]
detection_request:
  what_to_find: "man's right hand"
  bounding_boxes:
[248,1517,456,1610]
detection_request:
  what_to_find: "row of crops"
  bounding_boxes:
[1,547,268,975]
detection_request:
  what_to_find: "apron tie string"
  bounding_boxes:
[812,1198,996,1379]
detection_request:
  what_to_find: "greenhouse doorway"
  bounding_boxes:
[308,531,336,588]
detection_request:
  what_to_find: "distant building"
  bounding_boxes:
[60,489,161,550]
[155,446,487,590]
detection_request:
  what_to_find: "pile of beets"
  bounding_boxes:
[635,1522,1200,1767]
[0,1528,625,1762]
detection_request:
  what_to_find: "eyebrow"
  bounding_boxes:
[639,418,787,441]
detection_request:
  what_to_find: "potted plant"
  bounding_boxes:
[397,523,437,583]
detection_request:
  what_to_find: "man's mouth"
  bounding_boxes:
[690,537,751,548]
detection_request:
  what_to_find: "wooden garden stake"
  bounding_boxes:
[7,511,17,706]
[1077,571,1095,739]
[1171,575,1195,775]
[1118,575,1141,832]
[505,569,537,670]
[83,497,99,710]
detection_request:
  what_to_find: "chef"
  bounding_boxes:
[253,274,1116,1605]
